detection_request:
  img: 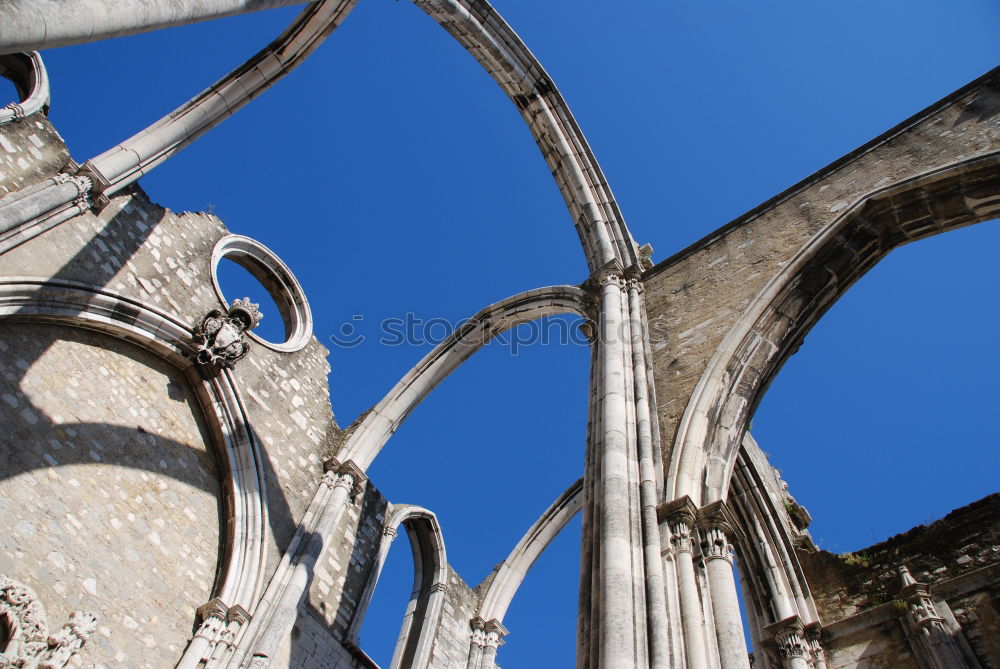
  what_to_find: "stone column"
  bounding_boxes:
[659,497,708,669]
[765,616,810,669]
[626,275,670,669]
[594,265,641,668]
[698,501,750,669]
[0,0,309,54]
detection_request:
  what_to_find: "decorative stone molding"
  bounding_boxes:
[193,298,262,370]
[50,173,93,211]
[2,102,24,120]
[209,234,313,352]
[0,52,50,126]
[897,566,946,629]
[0,574,98,668]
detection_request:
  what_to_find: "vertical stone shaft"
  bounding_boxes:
[701,525,751,669]
[578,343,600,669]
[626,278,670,668]
[668,510,709,669]
[595,271,639,667]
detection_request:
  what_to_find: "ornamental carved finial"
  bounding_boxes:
[193,298,262,369]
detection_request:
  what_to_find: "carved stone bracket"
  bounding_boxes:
[0,574,97,668]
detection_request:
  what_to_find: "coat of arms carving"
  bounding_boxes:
[194,298,263,369]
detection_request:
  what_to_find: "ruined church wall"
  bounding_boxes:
[0,322,221,667]
[0,108,357,663]
[642,70,1000,454]
[798,494,1000,668]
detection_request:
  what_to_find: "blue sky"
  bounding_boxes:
[34,1,999,665]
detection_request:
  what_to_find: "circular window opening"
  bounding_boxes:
[210,235,312,353]
[216,257,287,343]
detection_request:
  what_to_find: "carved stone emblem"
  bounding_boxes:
[194,298,263,369]
[0,574,97,668]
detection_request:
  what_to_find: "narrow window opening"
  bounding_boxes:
[357,530,414,668]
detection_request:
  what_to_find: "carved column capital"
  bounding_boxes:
[383,525,398,538]
[322,457,367,501]
[469,616,508,649]
[697,500,741,564]
[52,172,93,211]
[766,615,807,662]
[590,260,626,289]
[658,496,698,554]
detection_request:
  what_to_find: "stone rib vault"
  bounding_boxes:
[0,2,997,668]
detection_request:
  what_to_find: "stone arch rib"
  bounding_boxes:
[671,152,1000,505]
[0,0,358,252]
[412,0,637,272]
[340,285,590,471]
[477,477,583,625]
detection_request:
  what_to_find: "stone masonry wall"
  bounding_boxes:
[799,493,1000,668]
[427,567,478,669]
[0,115,342,577]
[0,323,221,668]
[0,114,69,197]
[0,101,346,664]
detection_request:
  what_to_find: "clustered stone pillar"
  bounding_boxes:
[579,261,672,668]
[656,497,754,668]
[592,266,642,666]
[660,498,709,669]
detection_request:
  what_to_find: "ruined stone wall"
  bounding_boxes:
[0,108,358,665]
[427,568,477,668]
[642,70,1000,456]
[0,114,341,558]
[0,322,221,667]
[798,494,1000,668]
[0,113,68,197]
